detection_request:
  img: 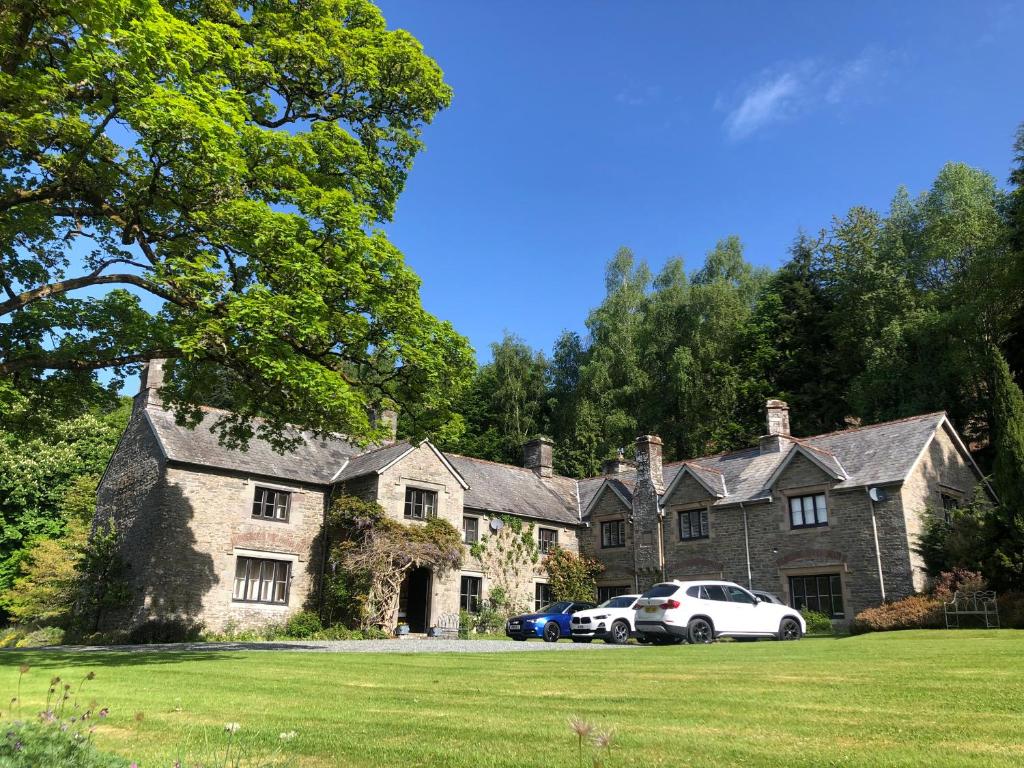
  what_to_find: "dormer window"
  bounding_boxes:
[790,493,828,529]
[404,487,437,519]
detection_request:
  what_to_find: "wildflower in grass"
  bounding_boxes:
[569,715,595,768]
[15,664,29,716]
[224,722,241,734]
[98,708,109,718]
[279,730,297,740]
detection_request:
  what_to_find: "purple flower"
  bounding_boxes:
[98,708,109,718]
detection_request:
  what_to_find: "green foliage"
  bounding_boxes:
[284,611,324,639]
[0,521,85,628]
[0,626,65,648]
[800,609,835,636]
[543,548,603,603]
[988,347,1024,588]
[1,722,131,768]
[1,0,474,449]
[915,493,991,578]
[74,519,132,634]
[466,516,539,612]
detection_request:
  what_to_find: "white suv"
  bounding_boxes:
[570,594,640,644]
[634,580,805,644]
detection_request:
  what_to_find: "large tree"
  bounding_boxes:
[0,0,474,448]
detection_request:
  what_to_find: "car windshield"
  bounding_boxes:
[600,596,636,608]
[641,584,680,599]
[539,602,573,614]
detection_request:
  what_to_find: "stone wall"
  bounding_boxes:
[96,401,329,633]
[581,485,635,593]
[900,424,985,591]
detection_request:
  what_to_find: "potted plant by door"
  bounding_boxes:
[395,623,410,637]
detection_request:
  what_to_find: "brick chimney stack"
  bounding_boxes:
[601,448,633,476]
[523,437,554,478]
[760,399,792,453]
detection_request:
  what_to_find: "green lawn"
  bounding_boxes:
[2,631,1024,767]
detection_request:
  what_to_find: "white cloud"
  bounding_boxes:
[720,49,889,140]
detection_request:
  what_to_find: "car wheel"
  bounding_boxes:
[687,617,714,644]
[636,633,651,645]
[571,637,592,643]
[778,617,803,641]
[543,621,561,643]
[607,620,630,645]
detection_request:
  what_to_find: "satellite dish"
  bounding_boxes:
[489,518,504,532]
[868,487,887,502]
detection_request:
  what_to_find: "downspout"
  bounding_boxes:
[867,490,886,602]
[658,506,666,583]
[741,502,752,589]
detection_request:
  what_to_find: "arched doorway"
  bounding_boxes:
[398,567,432,633]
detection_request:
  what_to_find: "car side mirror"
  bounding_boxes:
[753,596,761,604]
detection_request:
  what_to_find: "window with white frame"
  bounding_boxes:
[251,487,290,522]
[404,487,437,519]
[232,557,290,604]
[678,509,709,540]
[789,493,828,529]
[601,520,626,548]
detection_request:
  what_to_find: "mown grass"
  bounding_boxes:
[2,631,1024,767]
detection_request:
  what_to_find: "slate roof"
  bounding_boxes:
[448,455,580,525]
[144,399,967,527]
[332,441,416,483]
[143,404,361,485]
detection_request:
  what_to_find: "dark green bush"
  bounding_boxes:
[284,610,323,638]
[1,722,131,767]
[800,609,834,635]
[125,618,204,644]
[996,591,1024,628]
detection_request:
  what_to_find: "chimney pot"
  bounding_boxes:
[601,448,634,477]
[523,437,554,477]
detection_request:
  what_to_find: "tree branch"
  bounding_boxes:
[0,348,181,376]
[0,271,182,316]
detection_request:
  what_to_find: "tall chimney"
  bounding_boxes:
[761,399,791,453]
[138,358,165,406]
[372,409,399,444]
[523,437,554,478]
[632,434,665,590]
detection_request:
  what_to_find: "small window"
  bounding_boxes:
[232,557,290,604]
[601,520,626,548]
[459,576,482,612]
[701,585,729,602]
[252,487,290,522]
[534,583,553,611]
[789,573,844,618]
[726,585,757,605]
[679,509,709,540]
[940,493,961,523]
[404,487,437,520]
[789,493,828,529]
[463,516,479,545]
[538,527,558,554]
[641,583,681,599]
[685,586,700,598]
[597,585,631,603]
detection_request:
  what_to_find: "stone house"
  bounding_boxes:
[96,366,991,633]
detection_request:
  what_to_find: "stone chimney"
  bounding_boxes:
[523,437,554,478]
[372,409,399,444]
[632,435,665,589]
[601,449,633,476]
[760,399,791,453]
[137,358,165,407]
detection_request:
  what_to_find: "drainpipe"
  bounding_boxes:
[658,506,667,583]
[867,488,886,602]
[741,502,752,589]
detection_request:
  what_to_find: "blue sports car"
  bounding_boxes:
[505,601,596,642]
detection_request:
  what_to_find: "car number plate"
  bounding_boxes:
[644,606,658,613]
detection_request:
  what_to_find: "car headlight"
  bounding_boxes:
[594,614,608,620]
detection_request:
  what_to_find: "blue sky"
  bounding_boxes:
[375,1,1024,363]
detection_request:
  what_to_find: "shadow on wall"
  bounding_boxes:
[104,481,217,634]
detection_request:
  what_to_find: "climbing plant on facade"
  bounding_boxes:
[467,514,540,612]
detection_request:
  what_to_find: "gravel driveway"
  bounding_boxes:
[14,639,641,654]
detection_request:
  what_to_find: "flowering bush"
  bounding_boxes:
[1,721,131,768]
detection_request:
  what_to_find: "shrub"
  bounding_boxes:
[800,609,834,635]
[850,595,943,634]
[996,591,1024,628]
[930,569,987,601]
[1,722,131,768]
[0,625,65,648]
[457,610,472,639]
[125,618,204,644]
[284,610,323,639]
[310,625,388,641]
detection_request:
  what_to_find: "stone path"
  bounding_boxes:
[15,639,641,654]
